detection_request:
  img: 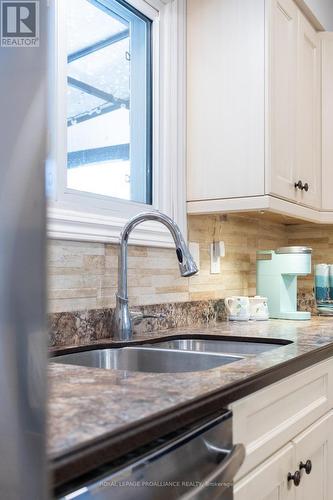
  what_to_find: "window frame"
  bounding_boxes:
[66,0,153,206]
[47,0,187,247]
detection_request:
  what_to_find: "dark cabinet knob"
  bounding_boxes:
[288,470,301,486]
[299,459,312,474]
[294,180,309,192]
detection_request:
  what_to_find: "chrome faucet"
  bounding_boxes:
[112,211,198,341]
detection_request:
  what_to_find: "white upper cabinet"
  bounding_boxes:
[321,33,333,210]
[268,0,298,202]
[187,0,323,214]
[187,0,265,201]
[295,14,321,209]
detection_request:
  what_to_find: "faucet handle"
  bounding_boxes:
[130,311,166,324]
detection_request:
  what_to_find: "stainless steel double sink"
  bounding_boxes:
[51,337,290,374]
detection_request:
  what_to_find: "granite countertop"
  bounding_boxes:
[48,317,333,488]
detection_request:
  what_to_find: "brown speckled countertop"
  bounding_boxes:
[48,318,333,489]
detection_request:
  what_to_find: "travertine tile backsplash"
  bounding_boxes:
[48,242,189,313]
[48,214,289,313]
[287,224,333,292]
[48,214,333,314]
[187,215,287,301]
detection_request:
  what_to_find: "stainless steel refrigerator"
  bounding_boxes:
[0,1,48,498]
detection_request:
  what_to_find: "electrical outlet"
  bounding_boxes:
[210,241,225,274]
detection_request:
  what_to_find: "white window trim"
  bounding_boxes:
[47,0,187,248]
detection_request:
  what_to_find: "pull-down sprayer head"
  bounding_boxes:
[113,211,198,341]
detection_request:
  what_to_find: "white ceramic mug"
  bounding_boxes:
[249,296,269,321]
[225,296,250,321]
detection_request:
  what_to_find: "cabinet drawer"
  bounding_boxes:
[230,358,333,479]
[233,443,294,500]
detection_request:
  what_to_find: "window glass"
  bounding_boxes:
[66,0,152,204]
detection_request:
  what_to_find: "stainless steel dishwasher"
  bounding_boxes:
[58,410,244,500]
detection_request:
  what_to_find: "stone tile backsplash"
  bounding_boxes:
[47,213,330,346]
[287,223,333,293]
[48,214,288,313]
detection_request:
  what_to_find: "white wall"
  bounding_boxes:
[306,0,333,30]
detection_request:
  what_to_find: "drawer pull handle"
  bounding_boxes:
[299,459,312,475]
[303,182,309,192]
[288,470,301,486]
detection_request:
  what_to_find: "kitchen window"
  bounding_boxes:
[66,0,152,205]
[48,0,186,246]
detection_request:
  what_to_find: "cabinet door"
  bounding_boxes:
[295,13,321,209]
[187,0,265,202]
[321,33,333,210]
[293,411,333,500]
[268,0,298,202]
[234,444,295,500]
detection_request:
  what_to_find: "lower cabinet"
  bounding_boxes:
[234,411,333,500]
[293,412,333,500]
[234,444,294,500]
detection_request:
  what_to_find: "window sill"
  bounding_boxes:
[47,206,175,248]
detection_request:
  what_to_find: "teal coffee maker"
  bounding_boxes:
[256,246,312,320]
